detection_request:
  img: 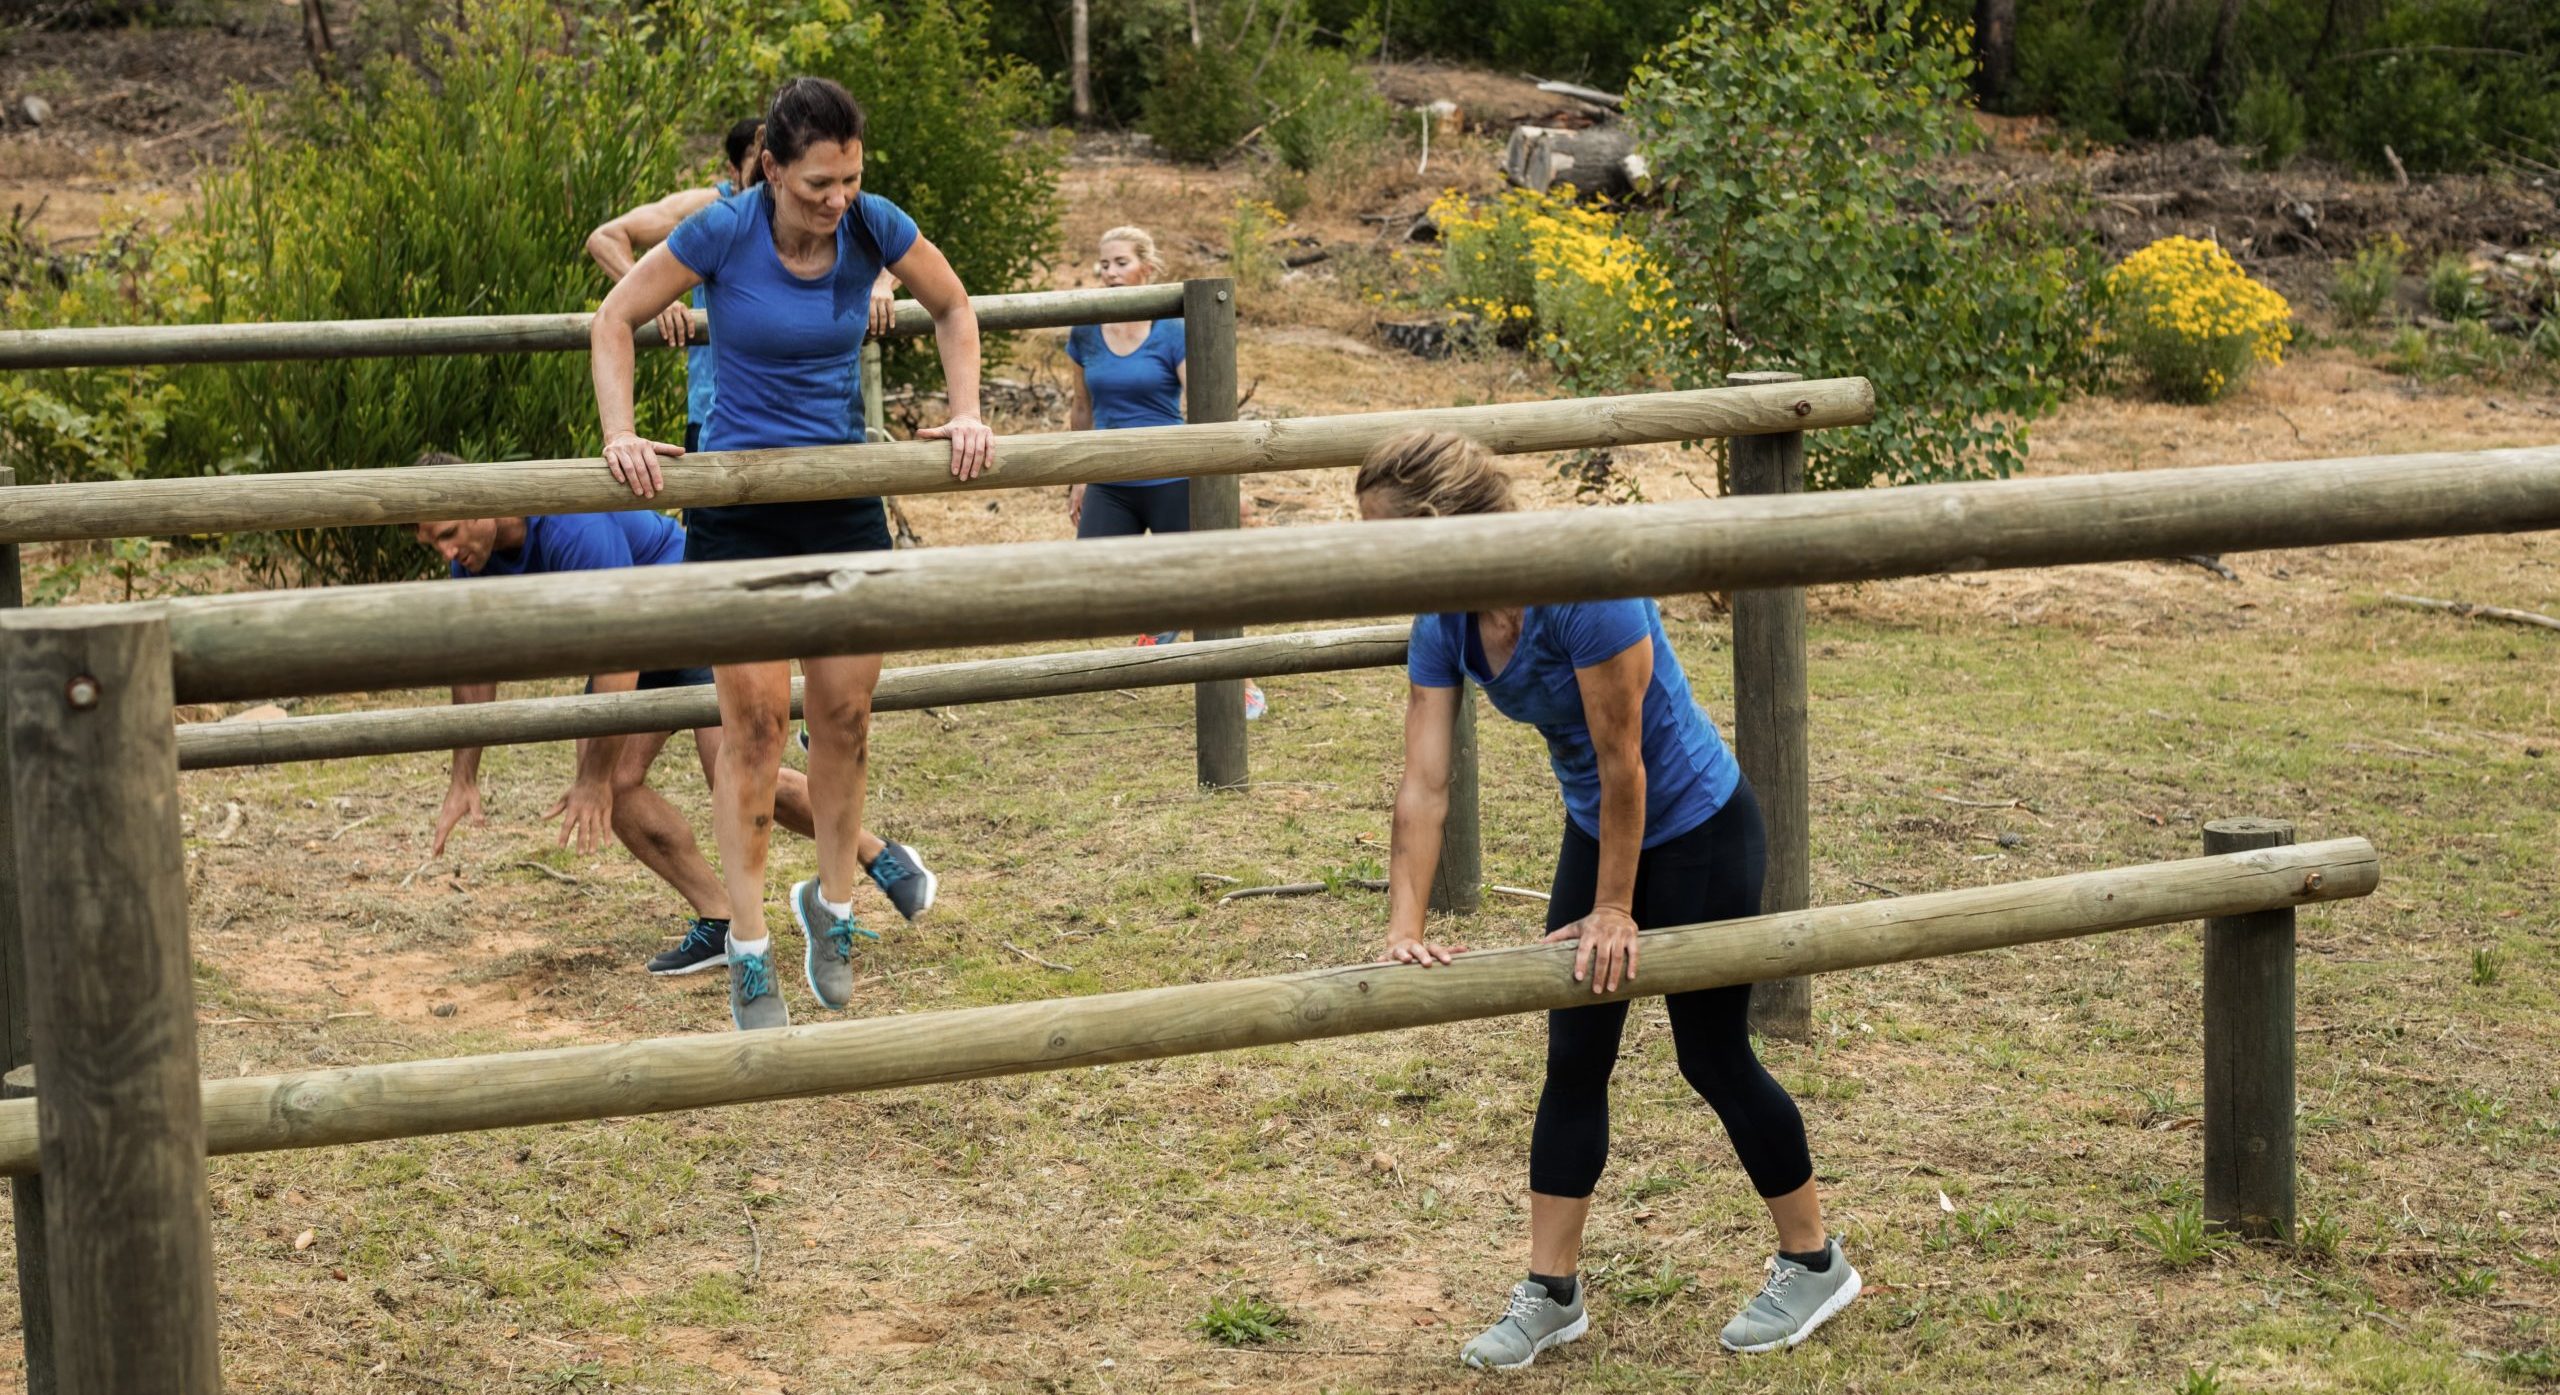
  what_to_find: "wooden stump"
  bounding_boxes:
[1504,125,1641,198]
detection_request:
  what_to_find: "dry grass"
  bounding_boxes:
[4,137,2560,1395]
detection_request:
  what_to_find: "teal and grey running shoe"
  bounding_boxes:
[1459,1278,1587,1371]
[867,839,937,923]
[727,945,788,1031]
[647,916,729,976]
[790,877,875,1010]
[1719,1239,1861,1353]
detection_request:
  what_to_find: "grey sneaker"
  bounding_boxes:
[1459,1279,1588,1372]
[1719,1239,1861,1353]
[790,877,875,1010]
[866,839,937,924]
[727,945,788,1031]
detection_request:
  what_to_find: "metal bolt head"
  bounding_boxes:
[65,674,100,709]
[1793,398,1814,418]
[1216,289,1231,303]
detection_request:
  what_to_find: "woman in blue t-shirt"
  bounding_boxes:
[1356,431,1859,1372]
[587,77,983,1033]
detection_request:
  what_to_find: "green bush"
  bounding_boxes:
[1629,0,2098,490]
[2426,254,2487,322]
[1264,39,1394,181]
[1142,38,1259,161]
[2329,236,2405,328]
[2232,69,2305,169]
[1,0,1062,584]
[1142,2,1394,186]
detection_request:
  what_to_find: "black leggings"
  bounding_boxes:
[1529,778,1815,1201]
[1077,480,1191,538]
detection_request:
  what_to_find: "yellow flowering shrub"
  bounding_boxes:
[1426,187,1689,391]
[2104,236,2293,403]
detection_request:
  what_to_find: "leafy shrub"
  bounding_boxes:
[1225,198,1289,299]
[1264,39,1394,181]
[2,0,1062,584]
[2232,69,2306,169]
[1427,186,1684,392]
[2104,236,2292,403]
[1629,0,2099,490]
[2426,254,2487,322]
[1190,1294,1291,1345]
[1142,37,1259,161]
[2329,236,2405,328]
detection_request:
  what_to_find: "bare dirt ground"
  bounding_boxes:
[3,26,2559,1395]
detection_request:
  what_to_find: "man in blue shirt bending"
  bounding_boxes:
[410,454,934,977]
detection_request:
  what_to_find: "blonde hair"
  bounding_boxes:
[1096,225,1166,278]
[1354,430,1516,518]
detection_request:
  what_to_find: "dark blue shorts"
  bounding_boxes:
[683,498,893,563]
[588,666,714,694]
[1077,479,1191,539]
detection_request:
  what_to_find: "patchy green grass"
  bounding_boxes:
[9,492,2558,1391]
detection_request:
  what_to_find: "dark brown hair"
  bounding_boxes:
[761,77,866,167]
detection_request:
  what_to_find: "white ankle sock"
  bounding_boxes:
[821,892,855,920]
[728,935,770,959]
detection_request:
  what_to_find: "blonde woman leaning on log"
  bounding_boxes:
[591,76,988,1032]
[1357,431,1858,1371]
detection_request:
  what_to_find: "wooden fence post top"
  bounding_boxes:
[2204,817,2296,848]
[0,603,172,637]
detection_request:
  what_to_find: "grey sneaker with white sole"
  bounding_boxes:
[727,945,788,1031]
[1719,1238,1861,1353]
[1459,1278,1587,1371]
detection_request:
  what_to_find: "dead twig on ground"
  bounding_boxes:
[1488,885,1552,903]
[1002,940,1074,972]
[202,1012,373,1027]
[1219,882,1327,904]
[513,862,580,885]
[328,815,373,841]
[397,856,436,890]
[208,801,244,843]
[2384,593,2560,634]
[1850,879,1904,898]
[1059,720,1190,736]
[740,1206,763,1291]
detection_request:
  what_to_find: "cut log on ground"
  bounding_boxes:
[1505,125,1641,198]
[2383,593,2560,633]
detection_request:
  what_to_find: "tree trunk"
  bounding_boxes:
[1972,0,2016,106]
[1070,0,1091,125]
[2200,0,2242,130]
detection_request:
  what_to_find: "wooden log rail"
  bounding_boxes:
[173,625,1408,770]
[0,838,2378,1174]
[98,446,2560,705]
[0,285,1186,371]
[0,380,1872,546]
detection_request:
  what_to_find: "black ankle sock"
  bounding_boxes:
[1780,1239,1833,1273]
[698,917,731,932]
[1529,1271,1577,1306]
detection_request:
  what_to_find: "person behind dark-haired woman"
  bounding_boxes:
[589,76,987,1031]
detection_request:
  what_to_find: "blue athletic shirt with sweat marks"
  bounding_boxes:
[1407,597,1740,847]
[681,178,735,428]
[453,510,686,579]
[665,183,918,451]
[1066,318,1185,487]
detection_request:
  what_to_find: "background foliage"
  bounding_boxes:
[1629,0,2099,491]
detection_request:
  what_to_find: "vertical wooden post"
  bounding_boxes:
[1184,278,1248,791]
[0,466,47,1395]
[3,1068,47,1395]
[1726,372,1812,1042]
[1,606,221,1394]
[2203,816,2296,1241]
[861,339,885,442]
[1428,680,1480,915]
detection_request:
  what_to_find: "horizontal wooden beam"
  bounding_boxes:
[115,446,2560,704]
[0,839,2381,1174]
[0,285,1185,371]
[0,379,1870,546]
[173,625,1407,770]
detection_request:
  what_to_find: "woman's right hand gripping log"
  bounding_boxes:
[1379,680,1472,968]
[591,244,702,499]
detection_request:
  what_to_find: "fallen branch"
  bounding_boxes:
[1194,872,1242,888]
[2384,593,2560,634]
[1059,720,1190,737]
[328,815,373,841]
[396,856,436,890]
[207,801,244,843]
[740,1206,763,1291]
[1001,940,1074,972]
[513,861,581,886]
[1850,879,1905,898]
[202,1012,374,1028]
[1219,882,1327,905]
[1487,885,1552,903]
[1933,794,2041,813]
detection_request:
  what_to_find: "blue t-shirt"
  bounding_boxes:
[1067,319,1186,488]
[1409,597,1739,847]
[666,184,919,451]
[455,510,687,579]
[681,179,735,428]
